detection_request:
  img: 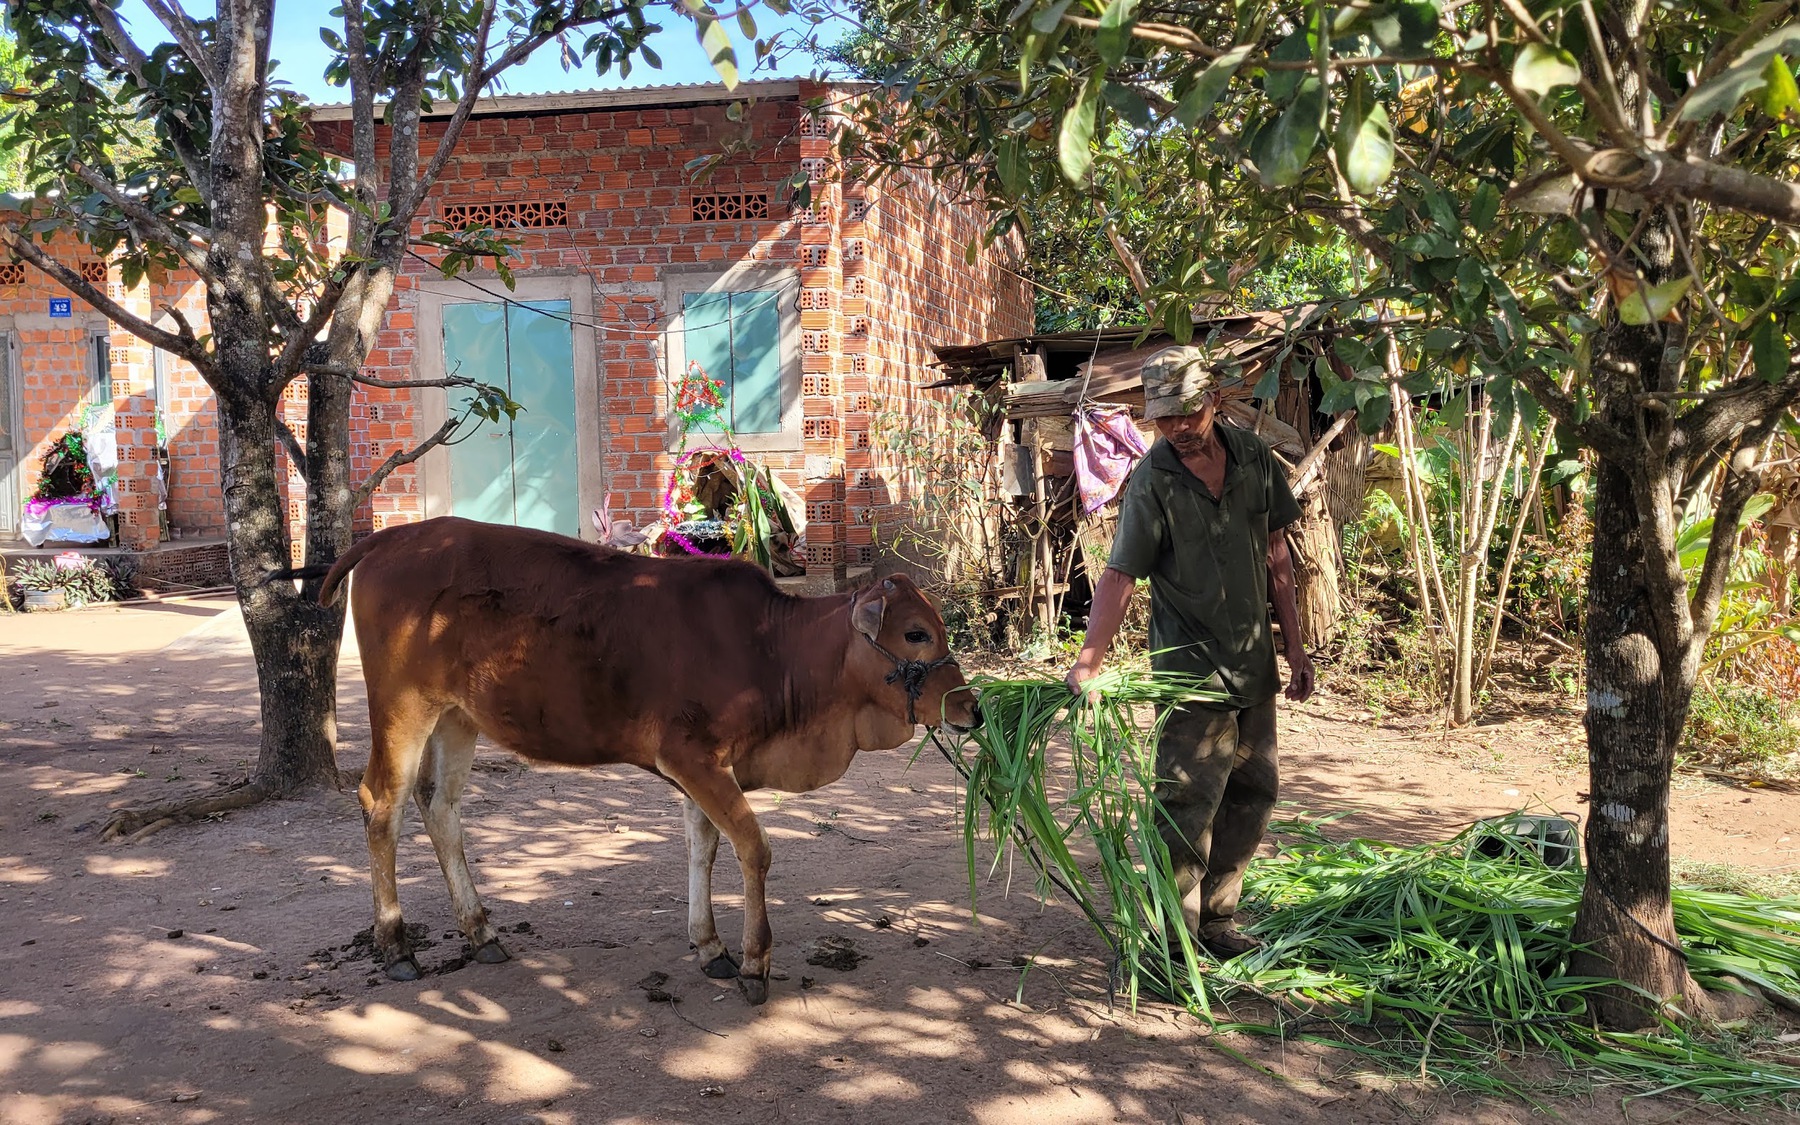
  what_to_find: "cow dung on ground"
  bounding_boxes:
[803,935,869,971]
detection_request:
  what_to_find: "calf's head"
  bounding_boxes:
[849,575,978,732]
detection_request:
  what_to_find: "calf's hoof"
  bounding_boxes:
[473,939,510,964]
[738,974,769,1006]
[702,951,740,979]
[384,955,422,982]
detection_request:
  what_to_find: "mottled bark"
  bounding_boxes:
[1567,207,1708,1027]
[218,380,343,791]
[1569,454,1703,1026]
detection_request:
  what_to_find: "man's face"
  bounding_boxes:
[1154,392,1219,455]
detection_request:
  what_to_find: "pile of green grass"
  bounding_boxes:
[938,673,1800,1110]
[1228,818,1800,1105]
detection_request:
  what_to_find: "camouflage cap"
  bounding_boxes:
[1141,345,1216,420]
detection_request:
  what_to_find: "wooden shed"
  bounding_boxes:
[927,306,1371,648]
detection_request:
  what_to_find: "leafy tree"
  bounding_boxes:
[0,28,30,192]
[820,0,1358,329]
[1,0,755,834]
[825,0,1800,1028]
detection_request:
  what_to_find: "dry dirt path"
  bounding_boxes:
[1,599,1794,1125]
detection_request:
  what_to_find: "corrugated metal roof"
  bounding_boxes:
[307,78,821,121]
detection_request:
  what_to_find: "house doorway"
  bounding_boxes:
[414,276,604,540]
[0,335,18,539]
[441,299,578,536]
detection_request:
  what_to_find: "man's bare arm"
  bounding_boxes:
[1065,566,1136,695]
[1268,530,1315,702]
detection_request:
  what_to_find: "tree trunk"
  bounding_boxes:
[1567,207,1708,1027]
[1290,427,1368,648]
[217,387,342,793]
[1568,454,1704,1027]
[1289,504,1344,649]
[1286,367,1367,648]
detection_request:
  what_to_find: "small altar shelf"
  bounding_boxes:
[22,496,109,547]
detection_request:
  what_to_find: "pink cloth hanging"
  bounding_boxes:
[1073,404,1149,514]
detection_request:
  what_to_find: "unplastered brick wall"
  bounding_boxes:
[314,89,828,565]
[145,276,224,540]
[2,232,161,549]
[794,99,849,577]
[300,82,1031,584]
[137,540,230,587]
[852,166,1033,569]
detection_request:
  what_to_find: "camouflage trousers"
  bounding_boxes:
[1153,696,1279,938]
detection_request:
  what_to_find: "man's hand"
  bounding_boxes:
[1284,644,1315,702]
[1065,657,1103,704]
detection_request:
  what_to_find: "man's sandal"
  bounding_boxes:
[1197,926,1263,959]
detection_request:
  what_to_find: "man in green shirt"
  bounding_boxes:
[1065,345,1313,959]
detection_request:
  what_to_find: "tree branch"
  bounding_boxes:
[1097,202,1156,316]
[1661,0,1799,142]
[212,0,270,210]
[0,226,213,373]
[272,269,356,385]
[341,0,379,213]
[380,12,437,233]
[276,416,308,478]
[304,362,480,392]
[1511,361,1638,463]
[68,160,215,280]
[1290,411,1355,498]
[1492,0,1639,148]
[411,0,501,198]
[143,0,220,87]
[159,302,200,347]
[1483,65,1606,176]
[1675,360,1800,470]
[85,1,212,196]
[1580,144,1800,228]
[1688,426,1776,658]
[398,2,637,228]
[1306,199,1394,261]
[350,414,465,512]
[83,2,155,85]
[256,269,308,338]
[1627,458,1694,672]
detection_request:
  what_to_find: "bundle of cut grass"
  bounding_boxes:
[940,673,1800,1108]
[935,669,1226,1006]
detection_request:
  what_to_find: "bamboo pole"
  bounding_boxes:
[1032,443,1054,639]
[1389,382,1449,692]
[1479,423,1555,694]
[1453,405,1520,724]
[1290,411,1356,499]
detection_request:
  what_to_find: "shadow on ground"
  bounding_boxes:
[1,605,1780,1124]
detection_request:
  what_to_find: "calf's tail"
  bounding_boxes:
[317,533,387,606]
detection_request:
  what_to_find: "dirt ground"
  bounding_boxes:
[2,598,1797,1125]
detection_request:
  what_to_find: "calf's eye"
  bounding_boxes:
[905,629,931,644]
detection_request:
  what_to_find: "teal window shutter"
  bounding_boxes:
[682,288,783,435]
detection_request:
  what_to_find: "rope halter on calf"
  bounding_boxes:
[861,634,959,726]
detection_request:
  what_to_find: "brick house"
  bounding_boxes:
[1,80,1033,591]
[0,226,230,586]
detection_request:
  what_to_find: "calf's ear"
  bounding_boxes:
[851,592,886,640]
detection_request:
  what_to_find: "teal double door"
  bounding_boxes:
[441,299,579,538]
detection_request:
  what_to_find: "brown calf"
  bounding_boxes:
[320,517,974,1003]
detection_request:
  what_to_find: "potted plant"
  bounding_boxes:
[57,558,116,607]
[11,557,116,611]
[13,561,69,611]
